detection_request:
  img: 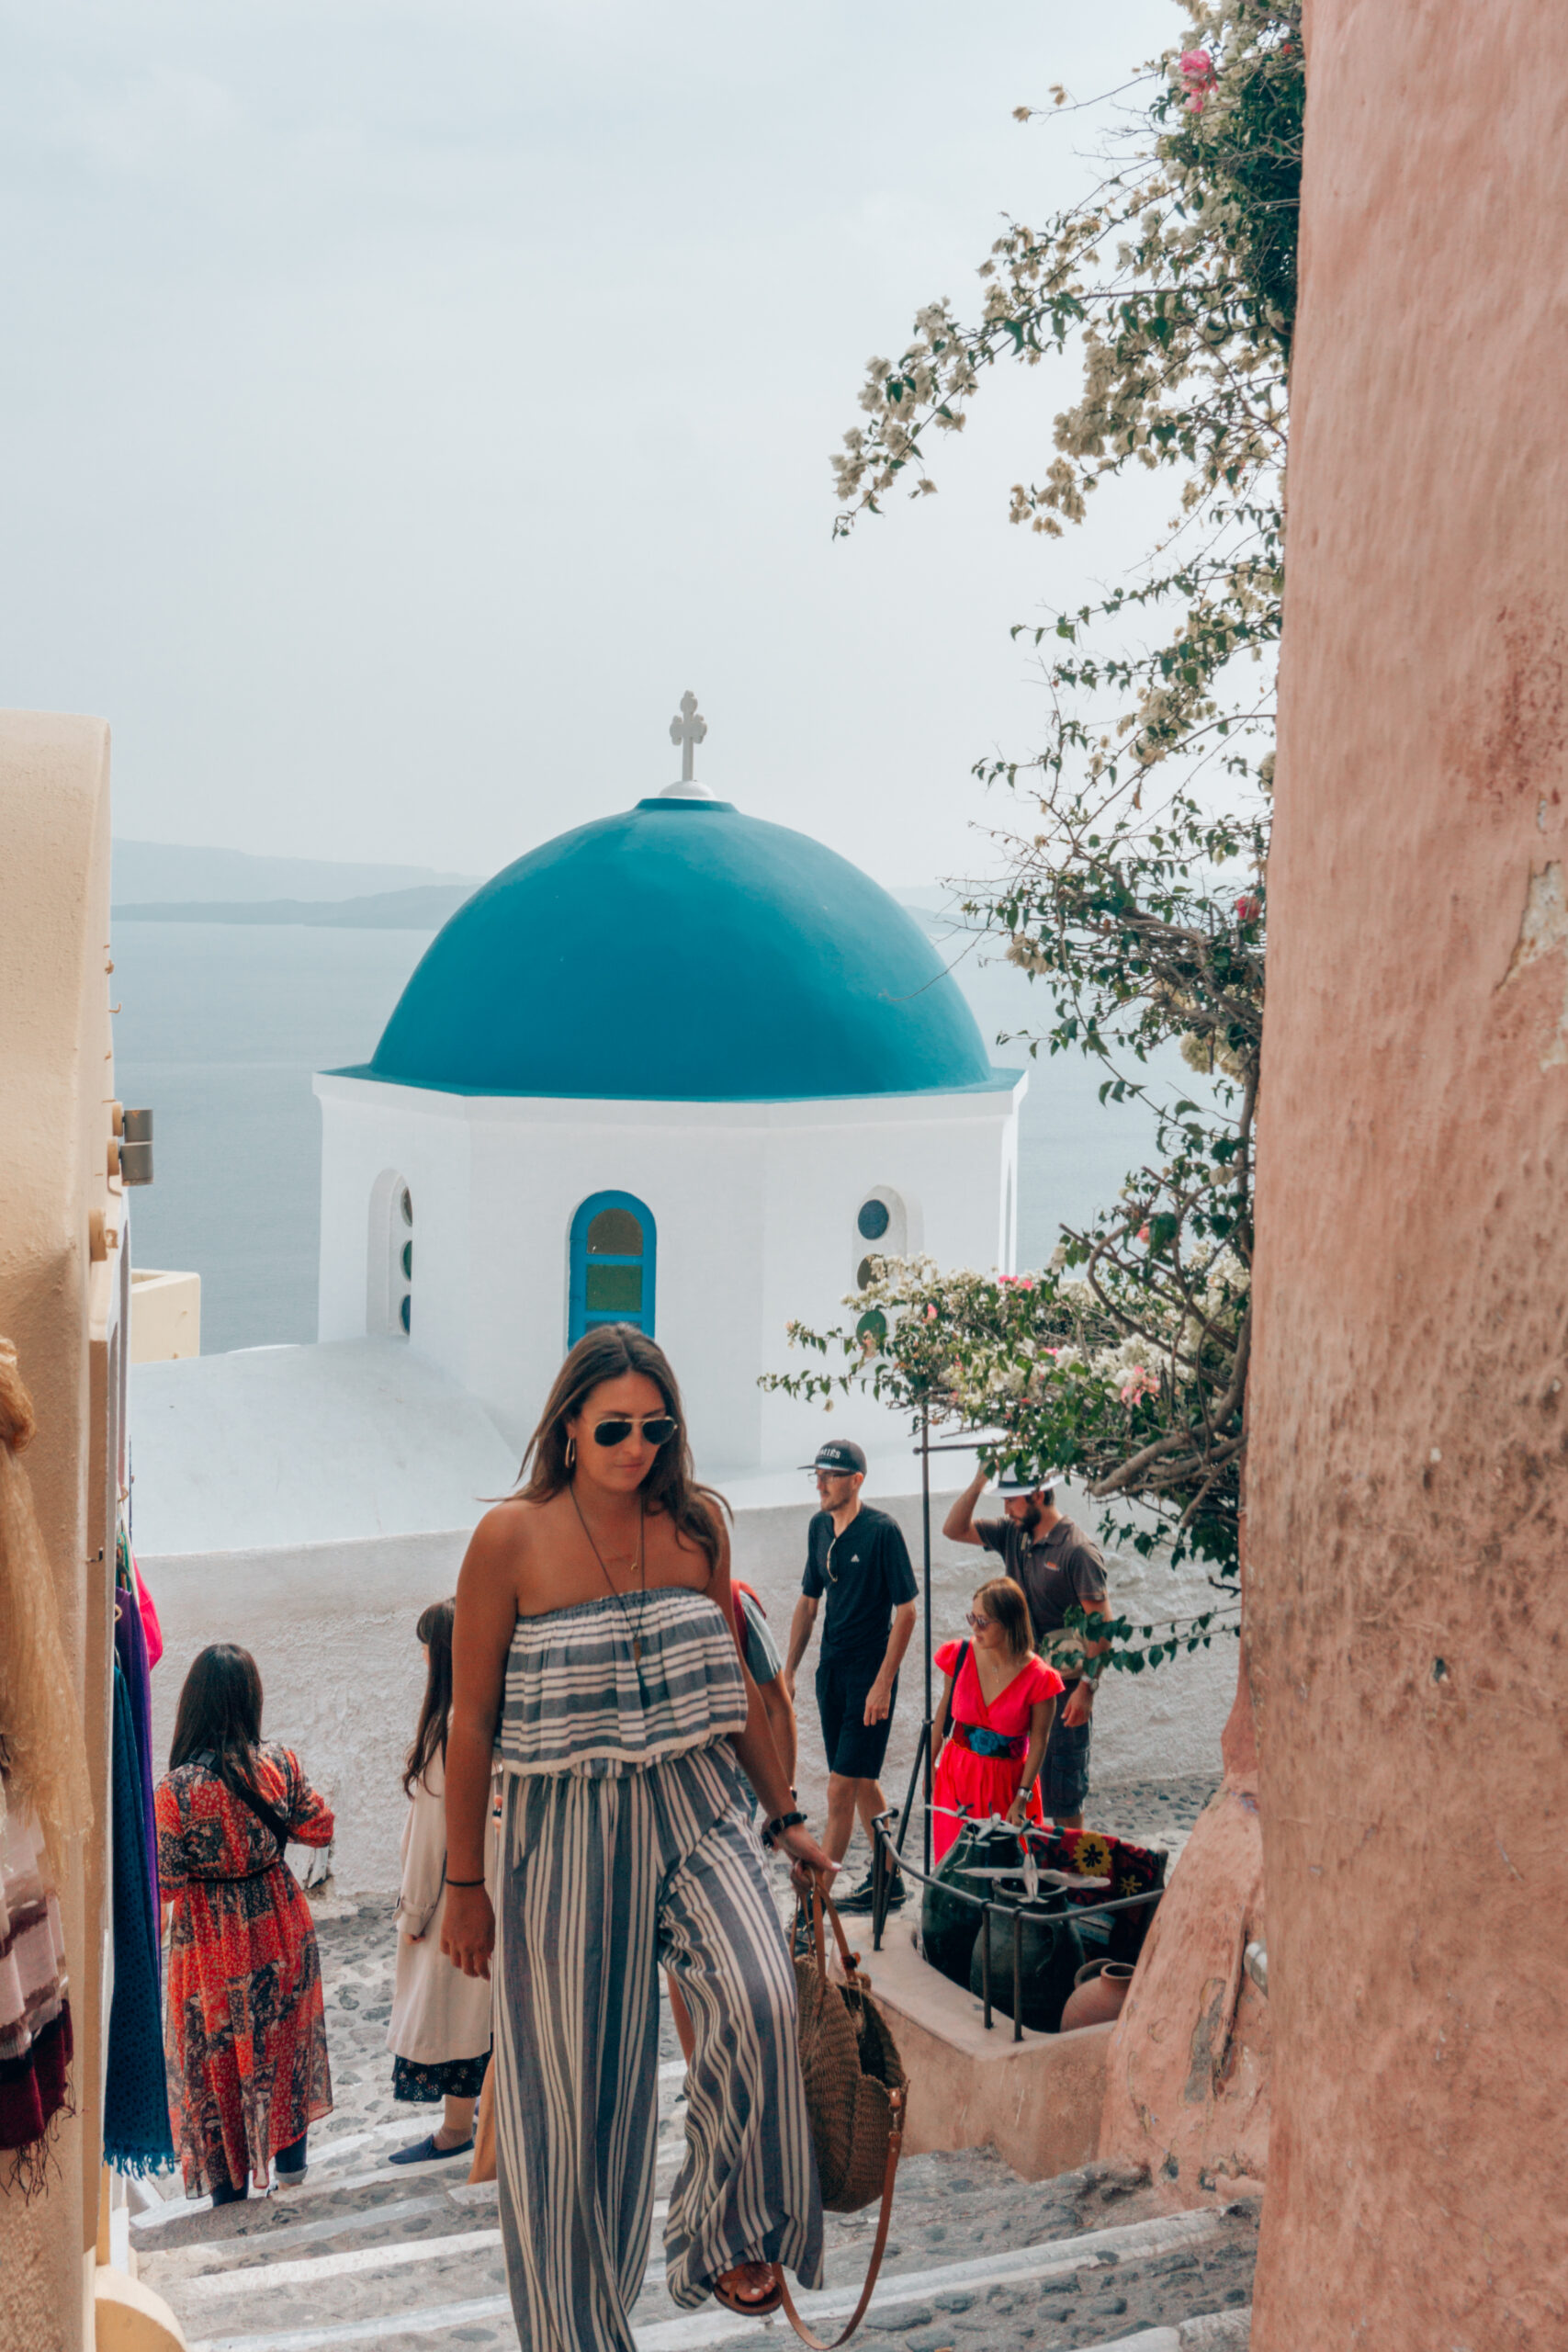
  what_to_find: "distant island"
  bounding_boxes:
[110,839,952,935]
[113,884,475,931]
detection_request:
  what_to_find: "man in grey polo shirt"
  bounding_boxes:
[943,1468,1111,1830]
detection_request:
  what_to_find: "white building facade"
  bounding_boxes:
[314,1080,1021,1471]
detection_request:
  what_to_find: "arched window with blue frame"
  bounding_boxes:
[569,1191,657,1345]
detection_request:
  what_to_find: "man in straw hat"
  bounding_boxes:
[943,1467,1111,1831]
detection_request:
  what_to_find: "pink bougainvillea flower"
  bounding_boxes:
[1235,893,1263,922]
[1179,49,1216,110]
[1138,1224,1151,1244]
[924,1305,938,1320]
[1120,1367,1157,1406]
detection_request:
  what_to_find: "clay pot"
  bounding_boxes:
[1058,1958,1135,2033]
[966,1894,1084,2034]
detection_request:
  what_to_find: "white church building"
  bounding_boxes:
[310,746,1024,1471]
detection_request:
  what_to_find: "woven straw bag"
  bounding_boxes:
[780,1884,908,2347]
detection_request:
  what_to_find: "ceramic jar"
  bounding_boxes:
[1058,1957,1135,2032]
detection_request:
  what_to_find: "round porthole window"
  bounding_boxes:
[857,1257,875,1289]
[857,1198,891,1241]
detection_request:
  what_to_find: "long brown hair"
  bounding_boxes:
[402,1598,455,1798]
[975,1577,1032,1660]
[169,1643,270,1804]
[515,1325,728,1569]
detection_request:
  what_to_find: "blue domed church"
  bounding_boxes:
[313,715,1025,1473]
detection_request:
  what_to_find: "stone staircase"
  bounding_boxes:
[132,1894,1258,2352]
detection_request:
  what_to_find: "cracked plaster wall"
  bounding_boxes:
[1246,6,1568,2344]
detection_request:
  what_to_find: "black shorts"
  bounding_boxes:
[816,1657,897,1781]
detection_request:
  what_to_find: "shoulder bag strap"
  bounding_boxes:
[775,2086,906,2349]
[224,1766,292,1857]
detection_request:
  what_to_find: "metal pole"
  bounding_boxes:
[1011,1908,1023,2044]
[895,1718,928,1860]
[871,1816,886,1952]
[980,1905,993,2030]
[920,1391,932,1882]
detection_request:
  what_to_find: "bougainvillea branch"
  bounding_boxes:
[766,6,1302,1614]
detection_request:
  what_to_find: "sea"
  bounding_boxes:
[111,919,1194,1358]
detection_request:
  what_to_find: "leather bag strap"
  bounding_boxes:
[775,2086,905,2349]
[797,1881,863,1986]
[221,1765,292,1857]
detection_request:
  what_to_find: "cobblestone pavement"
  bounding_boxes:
[134,1776,1251,2351]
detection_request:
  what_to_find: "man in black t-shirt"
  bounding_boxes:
[784,1440,918,1911]
[943,1467,1111,1830]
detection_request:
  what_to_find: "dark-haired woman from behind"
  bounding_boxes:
[442,1323,838,2348]
[385,1599,493,2165]
[155,1644,334,2202]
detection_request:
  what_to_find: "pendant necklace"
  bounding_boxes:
[570,1485,648,1664]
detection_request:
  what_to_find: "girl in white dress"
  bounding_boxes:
[386,1600,492,2165]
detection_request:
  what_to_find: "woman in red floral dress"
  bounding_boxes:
[931,1578,1064,1863]
[155,1645,334,2201]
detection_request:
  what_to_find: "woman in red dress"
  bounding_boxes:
[155,1645,334,2201]
[931,1578,1065,1863]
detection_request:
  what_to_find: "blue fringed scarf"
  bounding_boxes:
[102,1657,174,2176]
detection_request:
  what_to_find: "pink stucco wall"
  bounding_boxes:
[1247,5,1568,2343]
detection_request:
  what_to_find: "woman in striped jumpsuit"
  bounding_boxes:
[441,1325,834,2350]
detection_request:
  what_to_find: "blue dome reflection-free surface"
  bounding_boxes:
[357,798,1005,1102]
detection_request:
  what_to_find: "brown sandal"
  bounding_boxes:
[714,2262,784,2317]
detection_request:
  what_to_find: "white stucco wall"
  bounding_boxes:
[314,1075,1024,1471]
[146,1528,467,1898]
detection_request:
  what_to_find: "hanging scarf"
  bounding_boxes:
[0,1341,93,1877]
[0,1796,73,2191]
[132,1553,164,1670]
[101,1659,174,2177]
[114,1541,161,1970]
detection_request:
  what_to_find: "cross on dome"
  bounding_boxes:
[668,690,707,786]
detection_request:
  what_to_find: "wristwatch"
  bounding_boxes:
[761,1809,807,1849]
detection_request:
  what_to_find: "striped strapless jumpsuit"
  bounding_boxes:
[491,1586,824,2352]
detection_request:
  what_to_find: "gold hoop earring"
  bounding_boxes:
[565,1435,576,1469]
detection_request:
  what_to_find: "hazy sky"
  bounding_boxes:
[2,1,1179,890]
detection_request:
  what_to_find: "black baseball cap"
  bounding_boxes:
[802,1440,867,1477]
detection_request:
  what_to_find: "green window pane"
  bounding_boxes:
[587,1207,644,1257]
[585,1262,643,1312]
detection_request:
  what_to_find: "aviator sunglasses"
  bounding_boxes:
[589,1414,678,1448]
[964,1611,995,1632]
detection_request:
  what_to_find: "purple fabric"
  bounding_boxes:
[115,1581,161,1978]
